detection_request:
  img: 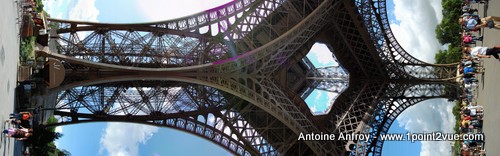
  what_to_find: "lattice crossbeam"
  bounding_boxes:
[53,83,281,155]
[353,82,460,156]
[306,65,349,93]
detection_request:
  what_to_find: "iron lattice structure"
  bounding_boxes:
[37,0,460,155]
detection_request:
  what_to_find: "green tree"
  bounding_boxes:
[26,126,62,153]
[435,0,463,64]
[435,49,448,64]
[435,18,461,45]
[437,1,467,154]
[434,45,462,64]
[26,116,71,156]
[442,0,462,18]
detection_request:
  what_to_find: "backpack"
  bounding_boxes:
[463,35,473,43]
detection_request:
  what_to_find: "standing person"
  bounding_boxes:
[6,112,32,128]
[9,112,32,121]
[478,16,500,29]
[2,128,32,140]
[463,0,487,4]
[460,16,500,30]
[462,4,478,14]
[462,45,500,61]
[462,32,483,44]
[459,14,481,31]
[463,66,482,75]
[5,118,30,128]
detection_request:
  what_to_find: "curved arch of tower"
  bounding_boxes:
[350,0,460,155]
[50,82,284,155]
[37,0,460,155]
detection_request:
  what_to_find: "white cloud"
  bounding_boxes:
[100,123,159,156]
[396,99,455,156]
[135,0,232,22]
[54,13,63,19]
[314,89,324,100]
[43,0,65,17]
[44,0,97,20]
[309,43,335,67]
[310,105,317,113]
[389,1,456,155]
[68,0,99,22]
[311,90,337,114]
[390,0,444,63]
[420,141,454,156]
[55,126,63,133]
[67,0,100,40]
[43,0,67,19]
[54,126,63,147]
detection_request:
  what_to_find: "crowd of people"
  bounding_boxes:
[2,112,33,141]
[457,0,491,155]
[458,56,486,156]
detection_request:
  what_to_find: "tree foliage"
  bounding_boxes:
[436,18,461,46]
[26,116,71,156]
[435,45,462,64]
[436,0,466,153]
[435,0,463,64]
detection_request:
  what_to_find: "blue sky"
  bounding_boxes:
[44,0,454,155]
[304,43,345,115]
[45,1,234,156]
[56,122,230,156]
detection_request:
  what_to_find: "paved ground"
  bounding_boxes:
[0,0,22,155]
[476,1,500,155]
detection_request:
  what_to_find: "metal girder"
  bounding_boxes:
[212,0,337,76]
[328,82,386,135]
[52,30,221,68]
[354,0,459,81]
[306,65,349,93]
[48,67,329,155]
[355,0,425,65]
[52,110,258,155]
[52,82,281,155]
[49,0,259,33]
[48,0,283,69]
[193,74,329,155]
[352,82,460,156]
[37,0,465,155]
[55,82,221,115]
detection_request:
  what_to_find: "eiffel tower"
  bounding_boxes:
[35,0,460,155]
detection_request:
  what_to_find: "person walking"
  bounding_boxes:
[460,16,500,30]
[2,127,32,140]
[9,112,32,121]
[462,45,500,61]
